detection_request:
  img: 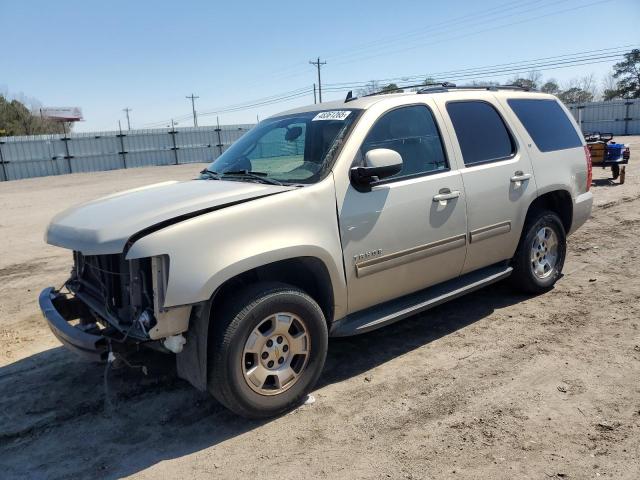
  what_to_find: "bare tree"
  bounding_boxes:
[579,73,599,100]
[601,73,619,100]
[356,80,380,97]
[526,70,543,89]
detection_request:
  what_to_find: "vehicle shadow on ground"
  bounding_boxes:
[592,178,619,187]
[0,282,529,479]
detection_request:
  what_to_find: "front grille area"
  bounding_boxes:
[68,252,153,335]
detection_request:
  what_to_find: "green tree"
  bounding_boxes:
[611,49,640,98]
[510,78,537,90]
[0,95,65,136]
[558,87,593,104]
[541,80,560,94]
[380,83,403,94]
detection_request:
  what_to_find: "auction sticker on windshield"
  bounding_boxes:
[312,110,351,121]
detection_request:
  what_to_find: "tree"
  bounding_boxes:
[510,71,542,90]
[0,95,67,136]
[356,80,380,96]
[601,73,620,100]
[611,48,640,98]
[510,78,537,90]
[380,83,403,94]
[557,87,593,104]
[541,80,560,94]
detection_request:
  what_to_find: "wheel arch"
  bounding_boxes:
[176,255,338,392]
[210,256,336,324]
[524,189,573,234]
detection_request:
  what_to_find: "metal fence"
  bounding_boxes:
[566,99,639,136]
[2,99,638,182]
[0,124,254,182]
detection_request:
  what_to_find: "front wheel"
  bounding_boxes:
[208,282,328,418]
[511,210,566,294]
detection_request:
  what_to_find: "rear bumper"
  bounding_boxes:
[39,287,108,362]
[569,191,593,235]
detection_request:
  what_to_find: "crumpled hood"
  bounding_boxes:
[46,179,294,255]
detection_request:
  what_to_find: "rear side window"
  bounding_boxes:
[446,101,515,165]
[507,99,582,152]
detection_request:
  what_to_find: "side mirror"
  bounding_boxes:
[285,126,303,142]
[350,148,402,190]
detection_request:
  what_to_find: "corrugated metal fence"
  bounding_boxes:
[2,100,638,181]
[0,124,254,182]
[566,99,639,135]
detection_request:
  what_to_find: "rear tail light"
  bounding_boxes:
[623,147,630,160]
[584,145,592,192]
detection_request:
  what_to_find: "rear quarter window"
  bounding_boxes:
[507,99,582,152]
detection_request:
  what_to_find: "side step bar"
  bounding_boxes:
[330,263,513,337]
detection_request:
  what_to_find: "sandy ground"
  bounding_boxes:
[0,139,639,479]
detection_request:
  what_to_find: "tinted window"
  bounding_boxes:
[446,101,515,165]
[362,105,448,179]
[508,99,582,152]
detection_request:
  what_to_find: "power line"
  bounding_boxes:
[143,86,313,127]
[143,43,634,127]
[323,52,633,93]
[309,57,327,103]
[332,0,613,68]
[325,0,554,63]
[324,45,635,88]
[186,93,199,127]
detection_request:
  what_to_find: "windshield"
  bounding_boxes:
[206,109,361,184]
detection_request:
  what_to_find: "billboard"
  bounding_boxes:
[40,107,83,122]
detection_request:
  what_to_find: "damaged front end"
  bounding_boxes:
[40,252,192,362]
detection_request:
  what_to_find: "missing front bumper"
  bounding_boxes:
[39,287,109,362]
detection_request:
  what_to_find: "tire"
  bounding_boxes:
[511,210,566,294]
[208,282,328,418]
[611,164,620,180]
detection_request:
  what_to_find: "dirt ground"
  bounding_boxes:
[0,139,639,480]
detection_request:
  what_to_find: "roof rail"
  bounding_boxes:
[417,83,534,93]
[363,82,451,98]
[362,82,533,98]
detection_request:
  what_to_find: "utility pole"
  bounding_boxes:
[186,93,199,127]
[313,83,317,104]
[123,108,132,130]
[309,57,326,103]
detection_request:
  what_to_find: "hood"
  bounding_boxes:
[46,179,295,255]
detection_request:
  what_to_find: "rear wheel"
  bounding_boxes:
[611,163,620,180]
[511,210,566,294]
[208,282,328,418]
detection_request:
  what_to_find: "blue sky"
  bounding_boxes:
[3,0,639,132]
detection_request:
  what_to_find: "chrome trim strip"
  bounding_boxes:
[355,233,467,278]
[469,221,511,243]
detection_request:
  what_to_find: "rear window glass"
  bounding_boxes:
[507,99,582,152]
[446,101,515,165]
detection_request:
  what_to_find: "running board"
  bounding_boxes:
[330,263,513,337]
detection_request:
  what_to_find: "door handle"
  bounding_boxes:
[510,171,532,183]
[432,189,461,204]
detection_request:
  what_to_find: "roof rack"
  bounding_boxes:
[360,82,534,99]
[417,83,533,93]
[362,82,438,97]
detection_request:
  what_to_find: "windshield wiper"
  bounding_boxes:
[221,170,283,186]
[199,168,221,180]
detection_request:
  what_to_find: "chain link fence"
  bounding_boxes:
[0,124,254,182]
